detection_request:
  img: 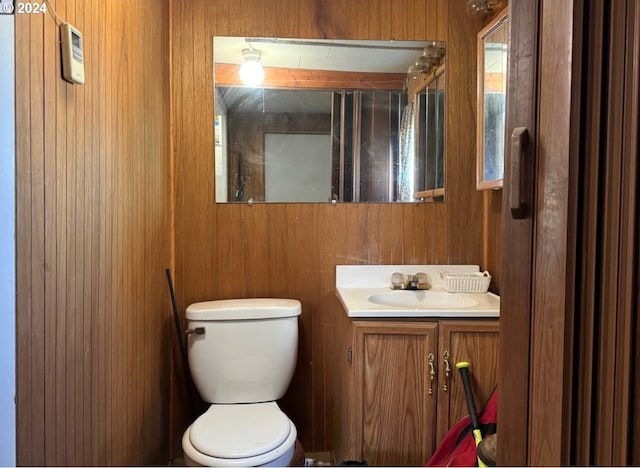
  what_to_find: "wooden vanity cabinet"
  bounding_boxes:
[328,317,499,466]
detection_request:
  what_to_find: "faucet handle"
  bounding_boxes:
[415,272,431,290]
[391,272,406,289]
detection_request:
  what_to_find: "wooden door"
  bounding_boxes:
[497,0,539,464]
[435,320,499,444]
[498,0,577,464]
[499,0,640,465]
[351,321,438,466]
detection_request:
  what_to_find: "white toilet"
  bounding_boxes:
[181,298,302,467]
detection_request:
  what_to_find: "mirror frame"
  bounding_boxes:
[476,8,509,191]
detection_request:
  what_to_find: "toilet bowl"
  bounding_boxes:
[182,402,297,467]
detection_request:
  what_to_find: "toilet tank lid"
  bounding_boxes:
[186,298,301,320]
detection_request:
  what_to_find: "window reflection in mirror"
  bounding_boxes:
[213,37,445,203]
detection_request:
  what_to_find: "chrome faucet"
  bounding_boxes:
[391,272,430,290]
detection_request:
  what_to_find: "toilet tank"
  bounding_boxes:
[185,298,301,404]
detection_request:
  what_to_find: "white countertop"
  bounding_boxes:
[335,265,500,318]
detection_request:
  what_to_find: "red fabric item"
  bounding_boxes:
[425,388,499,467]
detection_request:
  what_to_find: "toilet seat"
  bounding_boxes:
[182,402,297,467]
[191,403,291,458]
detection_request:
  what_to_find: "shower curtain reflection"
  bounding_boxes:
[398,102,415,201]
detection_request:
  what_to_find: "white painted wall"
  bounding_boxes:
[0,12,16,467]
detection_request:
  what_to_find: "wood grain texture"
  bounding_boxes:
[571,1,640,464]
[482,190,502,292]
[13,0,500,462]
[15,0,171,465]
[353,321,438,466]
[496,1,640,465]
[170,0,490,454]
[497,0,538,464]
[330,318,498,465]
[215,63,406,89]
[323,295,356,463]
[435,320,499,444]
[445,0,486,266]
[528,1,575,465]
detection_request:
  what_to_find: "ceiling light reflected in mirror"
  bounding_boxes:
[239,48,264,86]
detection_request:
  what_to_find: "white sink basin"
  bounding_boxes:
[368,290,479,309]
[335,264,500,318]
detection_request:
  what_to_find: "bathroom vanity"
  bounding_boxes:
[328,265,500,466]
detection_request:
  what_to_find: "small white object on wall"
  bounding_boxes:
[60,22,85,84]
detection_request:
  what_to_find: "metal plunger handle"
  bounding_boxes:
[456,361,486,468]
[166,268,196,420]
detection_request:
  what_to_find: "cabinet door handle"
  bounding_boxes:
[427,353,436,395]
[443,350,451,392]
[510,126,530,219]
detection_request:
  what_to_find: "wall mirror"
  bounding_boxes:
[476,9,508,190]
[213,36,445,203]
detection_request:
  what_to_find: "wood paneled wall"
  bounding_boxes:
[171,0,489,455]
[483,190,502,292]
[13,0,500,463]
[15,0,171,465]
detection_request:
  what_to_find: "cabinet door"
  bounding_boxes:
[351,321,438,466]
[435,320,500,444]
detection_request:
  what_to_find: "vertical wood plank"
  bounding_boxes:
[422,0,438,40]
[83,1,98,463]
[15,10,33,467]
[367,0,381,39]
[412,205,428,264]
[320,0,355,39]
[497,0,538,464]
[482,191,502,290]
[53,2,69,464]
[378,0,392,40]
[65,1,79,459]
[528,0,574,465]
[16,0,171,464]
[391,0,409,40]
[402,204,415,262]
[73,2,87,462]
[296,0,321,38]
[102,3,114,463]
[43,0,58,463]
[354,0,369,40]
[91,0,105,462]
[436,0,448,42]
[29,10,46,466]
[262,0,278,37]
[275,0,299,38]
